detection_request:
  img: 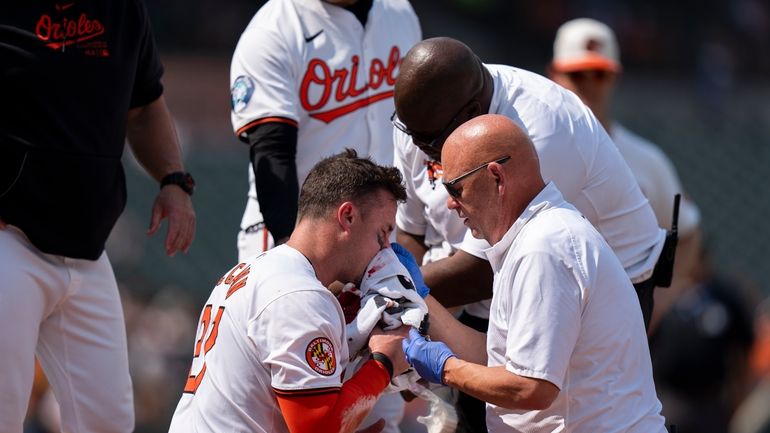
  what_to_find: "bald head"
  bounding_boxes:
[393,37,491,160]
[442,114,544,244]
[395,37,479,116]
[442,114,541,184]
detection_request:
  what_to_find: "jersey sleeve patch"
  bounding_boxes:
[231,75,255,112]
[305,337,337,376]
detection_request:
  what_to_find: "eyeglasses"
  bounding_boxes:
[391,110,464,153]
[390,69,486,153]
[442,155,511,199]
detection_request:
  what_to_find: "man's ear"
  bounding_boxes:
[467,99,483,119]
[336,201,356,232]
[489,163,506,192]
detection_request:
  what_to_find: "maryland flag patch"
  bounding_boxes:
[305,337,337,376]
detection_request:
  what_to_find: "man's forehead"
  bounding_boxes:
[440,151,461,177]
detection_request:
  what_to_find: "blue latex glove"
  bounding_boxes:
[391,242,430,298]
[402,328,456,384]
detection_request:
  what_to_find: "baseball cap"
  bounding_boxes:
[552,18,621,73]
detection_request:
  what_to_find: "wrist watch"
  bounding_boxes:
[160,171,195,196]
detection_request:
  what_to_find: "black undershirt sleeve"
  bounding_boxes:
[242,122,299,242]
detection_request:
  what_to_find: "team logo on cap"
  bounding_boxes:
[305,337,336,376]
[585,38,603,53]
[231,76,255,112]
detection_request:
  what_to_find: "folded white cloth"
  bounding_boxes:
[343,248,457,433]
[345,247,428,360]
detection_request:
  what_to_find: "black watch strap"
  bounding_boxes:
[371,352,394,380]
[160,171,195,196]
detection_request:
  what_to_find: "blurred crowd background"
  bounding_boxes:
[23,0,770,432]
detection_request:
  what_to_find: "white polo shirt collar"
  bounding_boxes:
[485,182,564,272]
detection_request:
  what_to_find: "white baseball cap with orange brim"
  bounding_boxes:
[552,18,622,73]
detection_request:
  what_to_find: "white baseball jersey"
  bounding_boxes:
[484,182,666,432]
[611,122,700,235]
[169,245,351,433]
[394,64,666,285]
[231,0,421,258]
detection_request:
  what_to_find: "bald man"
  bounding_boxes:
[402,114,666,432]
[391,37,665,431]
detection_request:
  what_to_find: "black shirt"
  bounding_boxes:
[0,0,164,259]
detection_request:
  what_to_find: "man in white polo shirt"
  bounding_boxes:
[392,36,666,432]
[404,114,667,432]
[548,18,702,331]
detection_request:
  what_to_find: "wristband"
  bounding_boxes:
[371,352,394,380]
[160,171,195,196]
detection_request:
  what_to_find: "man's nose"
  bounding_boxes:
[447,195,459,210]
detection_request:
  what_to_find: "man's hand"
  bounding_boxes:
[0,217,6,230]
[391,242,430,298]
[148,185,196,256]
[402,328,456,384]
[368,326,410,377]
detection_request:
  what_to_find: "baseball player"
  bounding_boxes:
[392,37,665,432]
[168,150,410,433]
[230,2,420,428]
[0,1,196,432]
[547,18,702,331]
[230,0,421,259]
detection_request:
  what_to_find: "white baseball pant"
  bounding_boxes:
[0,226,134,433]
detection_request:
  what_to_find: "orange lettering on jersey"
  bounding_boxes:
[203,307,225,353]
[184,363,207,393]
[223,263,246,285]
[226,265,251,299]
[184,305,226,394]
[193,305,213,358]
[300,46,402,124]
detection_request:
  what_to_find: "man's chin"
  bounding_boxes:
[468,225,485,240]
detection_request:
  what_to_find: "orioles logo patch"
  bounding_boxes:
[305,337,336,376]
[425,160,443,189]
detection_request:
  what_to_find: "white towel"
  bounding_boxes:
[345,247,428,361]
[343,247,457,433]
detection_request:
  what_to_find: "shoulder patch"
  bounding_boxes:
[305,337,337,376]
[231,75,255,112]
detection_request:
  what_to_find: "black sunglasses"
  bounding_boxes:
[442,155,511,199]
